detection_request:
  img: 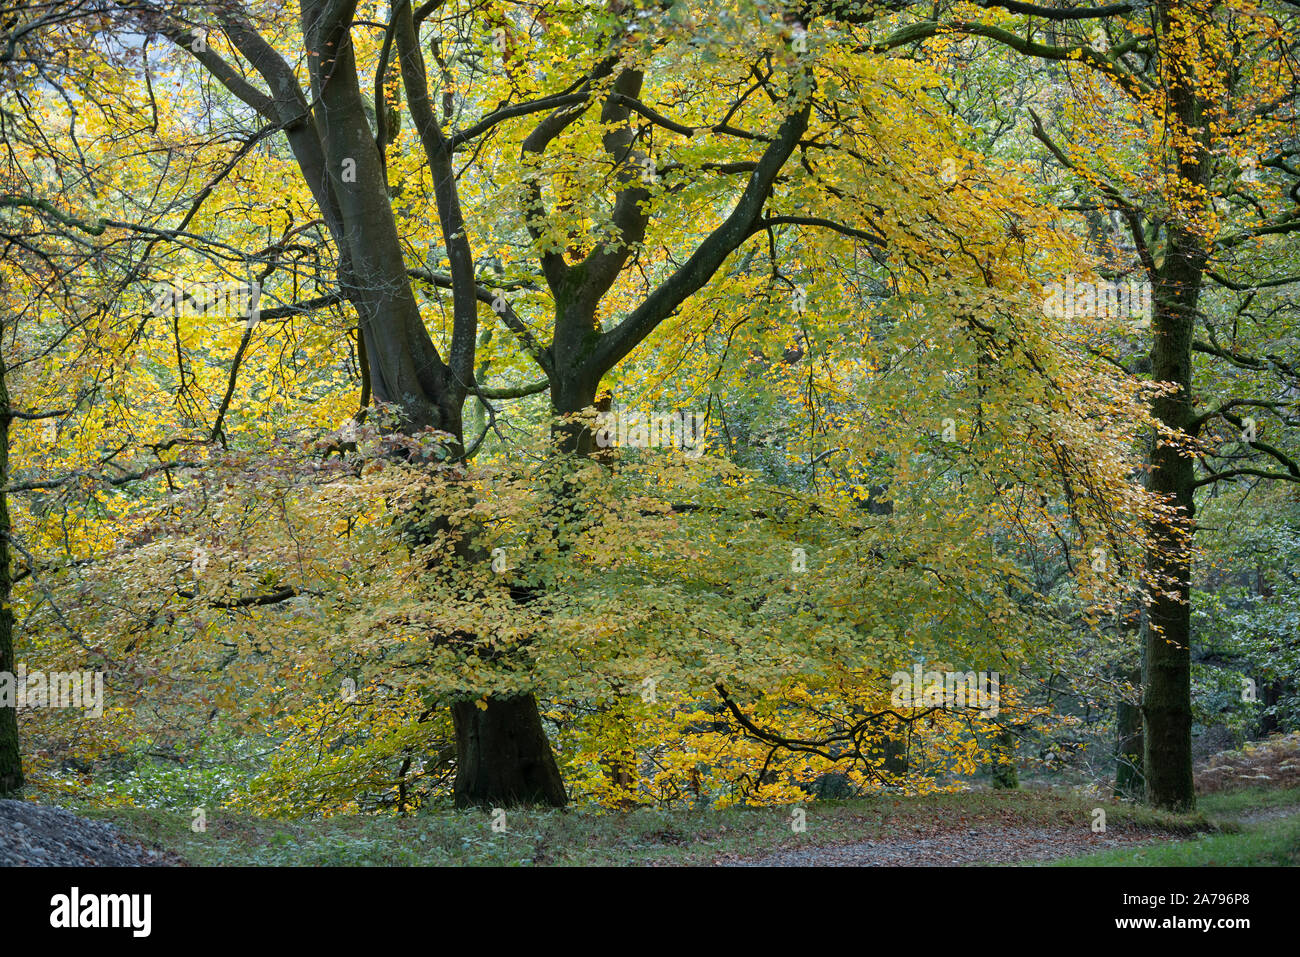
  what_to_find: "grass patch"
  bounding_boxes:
[1197,784,1300,818]
[1045,784,1300,867]
[1051,814,1300,866]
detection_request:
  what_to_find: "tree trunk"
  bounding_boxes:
[880,717,909,778]
[1139,2,1207,812]
[451,695,567,808]
[990,726,1019,789]
[439,520,568,808]
[1141,268,1201,811]
[1259,680,1282,738]
[550,372,643,801]
[0,354,22,796]
[1115,665,1145,799]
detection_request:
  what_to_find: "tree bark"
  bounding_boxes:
[990,727,1019,789]
[0,353,22,796]
[1115,664,1145,800]
[1142,262,1202,811]
[1136,0,1210,813]
[383,2,569,806]
[451,695,566,808]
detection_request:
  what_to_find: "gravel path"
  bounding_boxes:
[725,825,1168,866]
[0,800,180,867]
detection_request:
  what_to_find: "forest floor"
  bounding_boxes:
[9,735,1299,866]
[50,785,1297,867]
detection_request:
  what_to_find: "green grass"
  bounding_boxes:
[1048,785,1300,867]
[1051,815,1300,866]
[82,788,1210,867]
[1196,784,1300,817]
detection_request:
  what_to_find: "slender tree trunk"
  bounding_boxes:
[1116,665,1145,799]
[0,354,22,796]
[990,727,1019,789]
[1255,568,1281,738]
[1259,681,1282,738]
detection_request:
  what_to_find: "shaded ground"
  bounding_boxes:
[46,788,1209,867]
[725,824,1167,866]
[729,739,1300,867]
[10,770,1298,867]
[0,799,183,867]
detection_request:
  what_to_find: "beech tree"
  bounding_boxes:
[5,0,1257,814]
[122,0,875,805]
[861,0,1300,810]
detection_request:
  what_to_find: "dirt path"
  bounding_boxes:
[721,824,1167,866]
[726,801,1300,866]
